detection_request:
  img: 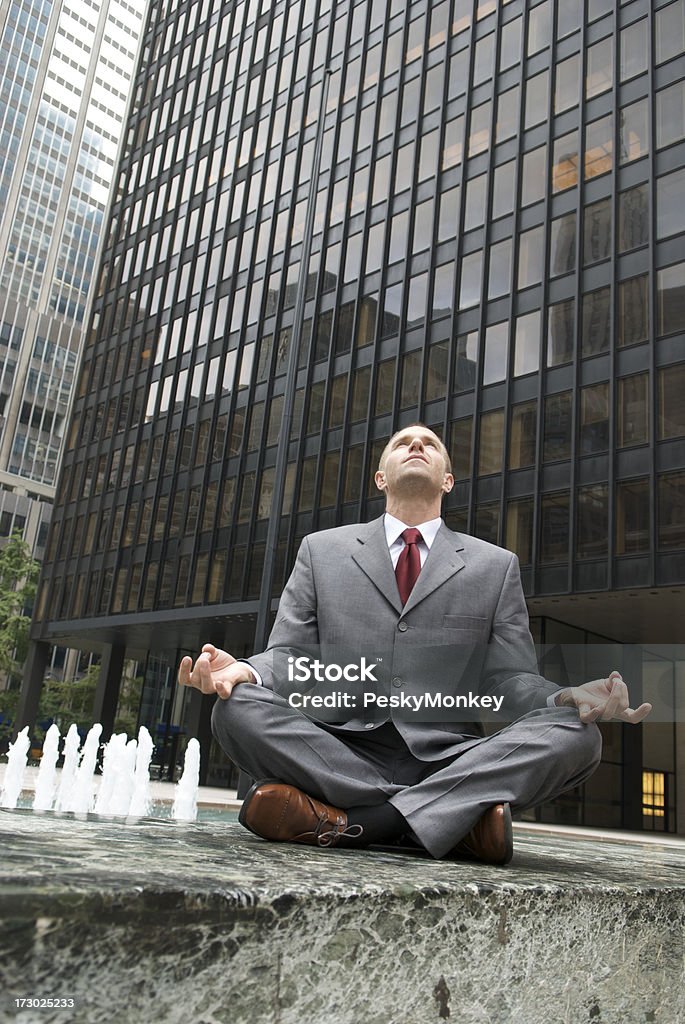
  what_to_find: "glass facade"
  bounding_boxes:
[25,0,685,827]
[0,0,146,554]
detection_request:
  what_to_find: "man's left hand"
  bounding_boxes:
[555,671,652,724]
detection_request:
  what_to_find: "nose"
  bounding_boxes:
[409,437,425,452]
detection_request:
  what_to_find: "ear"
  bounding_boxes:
[441,473,454,495]
[375,469,387,493]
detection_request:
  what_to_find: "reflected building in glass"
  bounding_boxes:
[0,0,146,569]
[22,0,685,832]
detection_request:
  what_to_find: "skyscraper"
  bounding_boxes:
[22,0,685,831]
[0,0,147,557]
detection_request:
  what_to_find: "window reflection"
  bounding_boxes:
[617,479,650,555]
[580,383,609,454]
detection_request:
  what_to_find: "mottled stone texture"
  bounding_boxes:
[2,808,685,1024]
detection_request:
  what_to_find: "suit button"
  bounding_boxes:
[398,621,408,632]
[392,677,402,688]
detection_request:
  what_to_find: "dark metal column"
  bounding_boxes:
[16,639,51,738]
[93,643,125,743]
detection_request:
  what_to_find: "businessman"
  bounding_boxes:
[179,425,651,863]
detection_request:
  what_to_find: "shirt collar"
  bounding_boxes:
[384,513,443,549]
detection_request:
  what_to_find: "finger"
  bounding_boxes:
[578,702,602,723]
[178,656,191,686]
[619,702,652,724]
[214,678,234,700]
[601,676,628,720]
[202,643,217,658]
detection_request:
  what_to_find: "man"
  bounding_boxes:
[179,425,651,863]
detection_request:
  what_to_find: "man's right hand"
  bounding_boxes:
[178,644,256,699]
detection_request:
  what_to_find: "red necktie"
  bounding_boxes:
[395,528,422,605]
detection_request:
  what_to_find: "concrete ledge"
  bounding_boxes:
[1,808,685,1024]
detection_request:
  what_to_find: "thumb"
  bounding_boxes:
[578,701,600,722]
[202,643,217,658]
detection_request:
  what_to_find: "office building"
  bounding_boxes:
[21,0,685,829]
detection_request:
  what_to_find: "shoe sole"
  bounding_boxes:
[238,777,283,836]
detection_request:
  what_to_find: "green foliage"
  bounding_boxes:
[0,531,40,676]
[33,663,144,743]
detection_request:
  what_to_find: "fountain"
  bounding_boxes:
[0,720,199,820]
[0,725,30,808]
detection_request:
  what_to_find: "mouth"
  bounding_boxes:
[404,454,428,463]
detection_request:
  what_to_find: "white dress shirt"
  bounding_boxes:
[384,513,442,569]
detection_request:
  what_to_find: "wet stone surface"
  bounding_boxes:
[2,808,685,1024]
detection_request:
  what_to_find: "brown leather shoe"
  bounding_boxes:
[450,803,513,865]
[239,779,363,848]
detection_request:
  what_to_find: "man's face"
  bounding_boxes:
[375,427,454,501]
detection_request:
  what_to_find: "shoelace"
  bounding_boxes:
[301,812,364,847]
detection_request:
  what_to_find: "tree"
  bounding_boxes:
[0,532,40,744]
[0,530,40,675]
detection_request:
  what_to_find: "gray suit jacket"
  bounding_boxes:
[248,516,559,761]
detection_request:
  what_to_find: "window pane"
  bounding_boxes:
[583,197,612,265]
[438,185,460,241]
[400,350,421,407]
[454,330,478,391]
[557,0,581,39]
[547,299,575,366]
[483,322,508,385]
[549,213,576,278]
[496,86,519,142]
[406,273,428,327]
[464,173,487,230]
[618,275,648,346]
[657,263,685,337]
[620,20,648,81]
[506,497,534,564]
[509,401,537,469]
[618,374,649,447]
[492,159,516,218]
[450,417,473,479]
[555,53,579,113]
[617,479,650,555]
[459,251,482,309]
[585,115,613,179]
[656,81,685,149]
[655,1,685,66]
[478,409,504,474]
[499,17,522,71]
[488,238,512,299]
[517,225,544,289]
[522,145,547,205]
[425,342,449,402]
[577,485,608,559]
[658,471,685,549]
[619,98,648,164]
[540,493,570,563]
[657,168,685,240]
[432,263,454,319]
[527,1,551,56]
[469,101,491,157]
[475,503,499,545]
[582,287,611,357]
[586,37,613,98]
[525,70,549,129]
[514,310,540,376]
[552,132,578,193]
[580,382,609,454]
[659,365,685,440]
[618,184,649,253]
[544,391,572,461]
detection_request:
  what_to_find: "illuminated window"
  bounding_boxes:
[642,771,666,822]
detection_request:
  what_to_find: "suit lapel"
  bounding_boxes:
[402,522,465,615]
[351,516,404,615]
[351,517,466,617]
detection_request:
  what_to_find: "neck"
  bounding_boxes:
[385,497,442,527]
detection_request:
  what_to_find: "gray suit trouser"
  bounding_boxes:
[212,684,602,859]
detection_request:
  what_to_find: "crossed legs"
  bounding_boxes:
[212,683,602,859]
